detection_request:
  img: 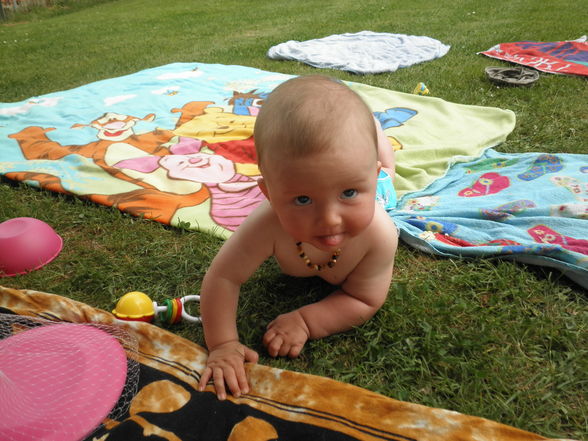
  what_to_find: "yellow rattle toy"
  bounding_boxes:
[112,291,201,324]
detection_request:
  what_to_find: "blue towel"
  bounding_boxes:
[393,149,588,288]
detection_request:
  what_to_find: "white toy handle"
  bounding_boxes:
[180,295,201,323]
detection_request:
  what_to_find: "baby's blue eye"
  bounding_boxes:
[341,189,358,199]
[294,195,312,206]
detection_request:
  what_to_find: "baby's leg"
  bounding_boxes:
[374,116,395,178]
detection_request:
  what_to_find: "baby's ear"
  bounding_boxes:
[257,177,270,200]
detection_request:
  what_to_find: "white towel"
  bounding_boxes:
[267,31,450,74]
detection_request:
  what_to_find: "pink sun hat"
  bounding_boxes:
[0,322,129,441]
[0,217,63,277]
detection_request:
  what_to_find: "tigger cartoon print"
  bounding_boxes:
[6,98,264,231]
[72,112,157,143]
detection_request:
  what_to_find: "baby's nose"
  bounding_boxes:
[317,205,342,228]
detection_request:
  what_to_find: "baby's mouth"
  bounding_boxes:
[316,233,345,248]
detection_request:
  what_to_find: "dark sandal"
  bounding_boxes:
[485,66,540,87]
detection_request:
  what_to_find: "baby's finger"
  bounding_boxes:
[262,328,276,347]
[212,367,228,400]
[278,342,292,358]
[288,343,303,358]
[244,347,259,364]
[235,368,250,395]
[223,368,244,398]
[266,335,284,358]
[198,367,212,392]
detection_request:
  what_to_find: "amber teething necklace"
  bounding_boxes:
[295,242,342,271]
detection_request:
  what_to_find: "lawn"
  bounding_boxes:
[1,0,586,439]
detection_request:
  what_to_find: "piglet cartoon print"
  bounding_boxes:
[114,137,265,231]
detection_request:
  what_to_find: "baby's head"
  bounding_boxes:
[254,75,381,251]
[254,75,378,171]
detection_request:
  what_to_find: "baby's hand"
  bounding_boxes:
[263,310,310,358]
[198,340,258,400]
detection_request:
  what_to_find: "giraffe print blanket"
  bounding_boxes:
[0,286,577,441]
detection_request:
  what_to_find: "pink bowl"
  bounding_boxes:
[0,217,63,277]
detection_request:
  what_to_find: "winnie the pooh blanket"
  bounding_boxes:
[0,62,514,238]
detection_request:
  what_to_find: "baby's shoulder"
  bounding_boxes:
[246,200,278,226]
[224,201,281,261]
[357,206,398,258]
[237,200,282,241]
[369,205,398,238]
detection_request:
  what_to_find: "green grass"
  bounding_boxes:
[1,0,587,438]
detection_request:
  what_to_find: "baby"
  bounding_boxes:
[198,75,399,400]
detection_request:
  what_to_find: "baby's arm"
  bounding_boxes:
[263,286,388,357]
[374,116,396,179]
[198,271,258,400]
[198,202,275,399]
[264,216,397,357]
